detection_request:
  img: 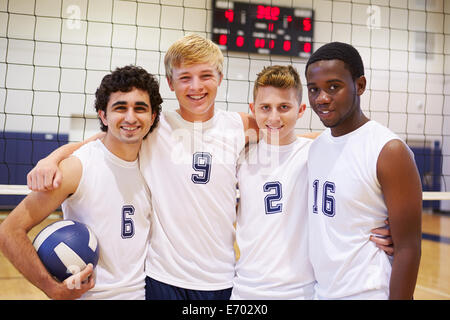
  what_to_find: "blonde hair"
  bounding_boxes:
[253,65,302,102]
[164,34,224,80]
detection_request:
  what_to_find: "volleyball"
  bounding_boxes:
[32,220,99,282]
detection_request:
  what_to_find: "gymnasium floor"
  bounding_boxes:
[0,211,449,300]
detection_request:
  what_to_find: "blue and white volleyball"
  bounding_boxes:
[32,220,99,282]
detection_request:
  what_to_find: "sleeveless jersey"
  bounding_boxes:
[139,109,246,290]
[307,120,406,299]
[62,139,152,300]
[231,138,316,299]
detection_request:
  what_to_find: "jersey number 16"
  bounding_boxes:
[312,180,336,217]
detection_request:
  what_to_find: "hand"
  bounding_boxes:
[27,158,62,191]
[49,264,96,300]
[370,219,394,256]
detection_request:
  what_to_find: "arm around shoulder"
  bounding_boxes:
[27,132,104,191]
[239,112,259,144]
[297,131,322,139]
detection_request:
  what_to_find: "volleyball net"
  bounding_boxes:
[0,0,449,211]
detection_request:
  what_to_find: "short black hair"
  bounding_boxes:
[95,65,163,135]
[305,42,364,80]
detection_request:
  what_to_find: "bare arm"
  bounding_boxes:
[27,132,105,191]
[239,112,259,144]
[377,139,422,300]
[298,131,322,139]
[0,157,94,299]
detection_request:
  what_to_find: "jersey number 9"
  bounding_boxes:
[191,152,212,184]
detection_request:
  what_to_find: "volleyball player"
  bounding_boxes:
[232,65,316,299]
[0,66,162,299]
[305,42,422,299]
[138,34,258,299]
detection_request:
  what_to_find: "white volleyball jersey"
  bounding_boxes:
[139,109,246,290]
[307,120,405,299]
[232,138,316,300]
[62,139,152,300]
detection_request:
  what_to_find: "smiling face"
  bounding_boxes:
[306,59,367,137]
[99,88,155,149]
[167,62,223,122]
[250,86,305,146]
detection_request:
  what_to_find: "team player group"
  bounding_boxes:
[0,34,421,300]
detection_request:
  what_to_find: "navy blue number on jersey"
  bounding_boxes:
[263,181,283,214]
[191,152,212,184]
[312,180,336,217]
[121,205,135,238]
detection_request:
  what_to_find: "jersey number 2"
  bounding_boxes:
[263,181,283,214]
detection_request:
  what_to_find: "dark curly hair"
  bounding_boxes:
[95,65,163,137]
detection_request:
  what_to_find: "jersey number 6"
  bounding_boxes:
[121,205,135,239]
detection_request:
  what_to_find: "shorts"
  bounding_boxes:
[145,276,232,300]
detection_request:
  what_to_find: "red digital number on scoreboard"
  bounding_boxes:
[212,1,314,58]
[256,5,280,21]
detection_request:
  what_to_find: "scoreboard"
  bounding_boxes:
[211,0,314,58]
